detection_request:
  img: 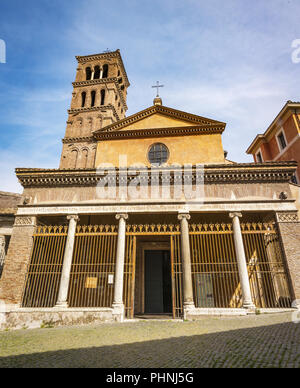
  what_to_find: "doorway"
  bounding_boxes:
[144,250,172,314]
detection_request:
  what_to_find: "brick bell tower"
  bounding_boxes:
[59,49,130,169]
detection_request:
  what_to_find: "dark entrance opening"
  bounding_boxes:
[144,250,172,314]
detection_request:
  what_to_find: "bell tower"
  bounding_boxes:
[59,49,130,169]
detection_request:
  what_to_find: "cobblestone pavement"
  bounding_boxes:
[0,313,300,368]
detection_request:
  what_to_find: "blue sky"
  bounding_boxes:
[0,0,300,192]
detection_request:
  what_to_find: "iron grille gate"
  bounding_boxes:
[22,226,68,308]
[68,225,118,308]
[190,223,242,308]
[126,224,183,319]
[0,236,6,278]
[242,223,291,308]
[22,220,291,313]
[189,222,292,309]
[123,235,136,319]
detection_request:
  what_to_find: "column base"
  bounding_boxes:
[243,302,256,311]
[54,301,69,309]
[292,300,300,310]
[183,302,196,320]
[112,303,125,322]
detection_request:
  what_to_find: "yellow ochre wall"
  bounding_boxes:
[95,133,225,167]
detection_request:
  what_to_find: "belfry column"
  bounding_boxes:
[178,213,195,318]
[112,213,128,322]
[55,215,79,308]
[229,213,255,309]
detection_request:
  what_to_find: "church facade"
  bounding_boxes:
[0,50,300,329]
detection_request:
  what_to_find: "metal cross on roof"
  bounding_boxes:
[152,81,164,97]
[103,48,112,53]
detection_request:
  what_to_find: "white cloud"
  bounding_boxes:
[1,0,300,192]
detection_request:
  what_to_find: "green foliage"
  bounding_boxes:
[40,320,55,329]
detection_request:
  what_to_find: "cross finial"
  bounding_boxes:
[103,48,111,53]
[152,81,164,97]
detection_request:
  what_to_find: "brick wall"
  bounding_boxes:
[0,218,36,305]
[276,216,300,305]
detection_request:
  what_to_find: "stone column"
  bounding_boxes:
[229,213,255,309]
[276,212,300,310]
[178,213,195,317]
[112,213,128,322]
[55,215,79,308]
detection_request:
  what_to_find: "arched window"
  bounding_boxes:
[91,146,97,168]
[100,89,105,105]
[81,92,86,107]
[82,149,89,169]
[91,91,96,107]
[121,85,125,91]
[102,64,109,78]
[94,66,100,80]
[118,77,123,84]
[97,115,102,129]
[86,67,92,81]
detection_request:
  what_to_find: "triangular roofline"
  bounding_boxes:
[93,104,226,135]
[246,100,300,154]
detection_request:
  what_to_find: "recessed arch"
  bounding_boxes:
[102,64,109,78]
[70,149,79,169]
[81,148,89,169]
[100,89,105,105]
[86,67,92,81]
[91,90,96,107]
[94,65,100,80]
[81,92,87,107]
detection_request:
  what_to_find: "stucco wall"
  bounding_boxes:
[96,133,225,168]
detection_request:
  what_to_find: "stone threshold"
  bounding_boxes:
[15,307,112,313]
[4,307,296,315]
[186,307,297,318]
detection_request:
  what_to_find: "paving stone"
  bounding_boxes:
[0,313,299,368]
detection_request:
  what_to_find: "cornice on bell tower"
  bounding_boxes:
[59,49,130,170]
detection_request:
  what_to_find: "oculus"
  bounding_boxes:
[148,143,169,166]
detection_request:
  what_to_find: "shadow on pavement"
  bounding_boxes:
[0,321,299,368]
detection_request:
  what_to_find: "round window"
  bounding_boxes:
[148,143,169,166]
